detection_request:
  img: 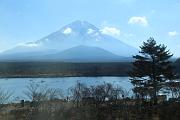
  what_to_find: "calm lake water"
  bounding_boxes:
[0,77,133,101]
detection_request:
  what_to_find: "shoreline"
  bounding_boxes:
[0,74,129,78]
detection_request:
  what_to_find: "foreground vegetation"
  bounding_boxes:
[0,82,179,120]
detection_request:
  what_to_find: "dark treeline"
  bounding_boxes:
[175,58,180,75]
[0,62,132,77]
[0,61,179,78]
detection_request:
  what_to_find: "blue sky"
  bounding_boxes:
[0,0,180,56]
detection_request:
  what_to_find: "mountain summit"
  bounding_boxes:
[0,20,137,61]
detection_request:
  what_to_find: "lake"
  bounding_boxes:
[0,77,133,101]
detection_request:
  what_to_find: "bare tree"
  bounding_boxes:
[0,87,12,104]
[46,88,64,101]
[70,81,125,108]
[90,83,125,103]
[24,83,64,102]
[24,83,48,102]
[70,81,87,107]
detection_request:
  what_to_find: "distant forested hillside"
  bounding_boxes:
[0,61,179,78]
[0,62,132,77]
[175,58,180,76]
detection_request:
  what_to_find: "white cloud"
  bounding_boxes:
[168,31,178,37]
[87,29,95,34]
[63,27,72,34]
[100,27,121,37]
[128,16,148,27]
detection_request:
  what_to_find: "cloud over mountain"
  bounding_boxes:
[100,27,121,37]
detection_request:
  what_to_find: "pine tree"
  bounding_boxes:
[129,37,176,104]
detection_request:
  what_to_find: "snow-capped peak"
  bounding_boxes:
[61,20,99,35]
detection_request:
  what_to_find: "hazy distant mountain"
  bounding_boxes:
[0,49,58,61]
[0,20,138,61]
[42,45,131,62]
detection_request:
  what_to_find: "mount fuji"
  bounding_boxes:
[0,20,137,62]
